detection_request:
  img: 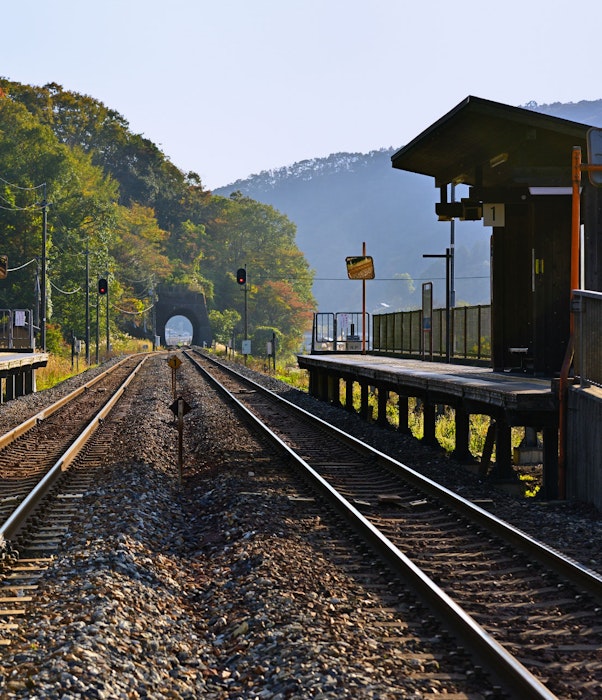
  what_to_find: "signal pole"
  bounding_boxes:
[85,239,90,364]
[105,272,110,355]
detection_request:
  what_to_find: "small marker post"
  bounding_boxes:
[169,396,191,485]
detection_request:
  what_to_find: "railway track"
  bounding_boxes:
[0,355,148,645]
[185,349,602,699]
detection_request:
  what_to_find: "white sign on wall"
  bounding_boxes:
[483,203,505,227]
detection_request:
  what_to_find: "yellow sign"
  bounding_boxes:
[345,255,375,280]
[167,355,182,370]
[0,255,7,280]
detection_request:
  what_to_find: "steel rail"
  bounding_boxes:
[186,351,558,700]
[0,355,136,451]
[0,355,148,541]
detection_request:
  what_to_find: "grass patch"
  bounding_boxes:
[36,354,82,391]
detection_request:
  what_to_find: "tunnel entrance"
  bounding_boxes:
[165,315,193,346]
[155,285,212,347]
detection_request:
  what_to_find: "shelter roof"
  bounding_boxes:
[391,96,592,188]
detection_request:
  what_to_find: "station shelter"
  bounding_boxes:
[391,96,602,377]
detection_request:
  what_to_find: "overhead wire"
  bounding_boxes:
[7,258,37,272]
[50,280,81,295]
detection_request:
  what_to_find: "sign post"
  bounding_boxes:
[345,243,375,354]
[169,396,191,485]
[167,354,182,399]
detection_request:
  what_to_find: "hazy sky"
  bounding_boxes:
[2,0,600,189]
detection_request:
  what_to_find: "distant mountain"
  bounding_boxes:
[215,99,602,314]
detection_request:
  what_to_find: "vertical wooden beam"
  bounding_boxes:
[377,387,389,427]
[491,417,514,481]
[397,394,411,434]
[541,423,559,500]
[24,369,34,395]
[327,374,340,406]
[452,405,473,463]
[360,382,370,420]
[5,374,15,401]
[479,420,496,477]
[345,378,354,411]
[422,399,438,447]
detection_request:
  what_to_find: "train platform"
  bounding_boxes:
[297,353,560,498]
[0,351,49,402]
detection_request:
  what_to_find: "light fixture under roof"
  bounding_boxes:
[489,152,509,168]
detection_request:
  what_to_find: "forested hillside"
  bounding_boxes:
[216,99,602,314]
[0,80,315,354]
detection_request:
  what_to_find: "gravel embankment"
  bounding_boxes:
[0,353,600,699]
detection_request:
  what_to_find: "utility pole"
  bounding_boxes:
[40,185,48,351]
[95,296,100,364]
[244,264,248,365]
[105,271,110,355]
[449,183,456,309]
[85,239,90,364]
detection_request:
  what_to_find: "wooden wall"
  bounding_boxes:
[567,387,602,510]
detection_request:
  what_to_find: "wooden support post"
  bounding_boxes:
[360,382,370,420]
[377,388,389,427]
[479,420,496,476]
[24,369,34,395]
[491,417,514,481]
[345,378,354,412]
[422,399,438,447]
[452,405,473,463]
[15,371,25,398]
[327,374,340,406]
[541,424,559,500]
[5,375,15,401]
[397,394,411,434]
[318,371,328,401]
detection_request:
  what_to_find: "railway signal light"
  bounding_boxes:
[236,267,246,285]
[98,277,108,295]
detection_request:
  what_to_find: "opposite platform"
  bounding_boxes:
[0,352,49,402]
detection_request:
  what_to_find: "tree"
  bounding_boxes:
[208,308,241,346]
[0,78,316,353]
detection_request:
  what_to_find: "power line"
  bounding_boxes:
[110,302,155,315]
[50,280,81,295]
[7,258,37,272]
[0,176,45,191]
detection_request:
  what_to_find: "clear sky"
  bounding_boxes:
[2,0,600,190]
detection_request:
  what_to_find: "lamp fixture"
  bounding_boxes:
[489,152,509,168]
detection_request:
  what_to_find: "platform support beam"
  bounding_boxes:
[490,417,514,481]
[422,399,438,447]
[345,378,354,412]
[327,374,340,406]
[377,388,389,427]
[452,405,473,463]
[541,424,559,500]
[397,394,411,434]
[5,375,15,401]
[360,382,370,420]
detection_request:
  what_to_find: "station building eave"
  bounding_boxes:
[391,95,592,190]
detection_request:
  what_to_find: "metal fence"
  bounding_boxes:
[574,290,602,388]
[372,304,491,362]
[0,309,36,350]
[312,312,370,353]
